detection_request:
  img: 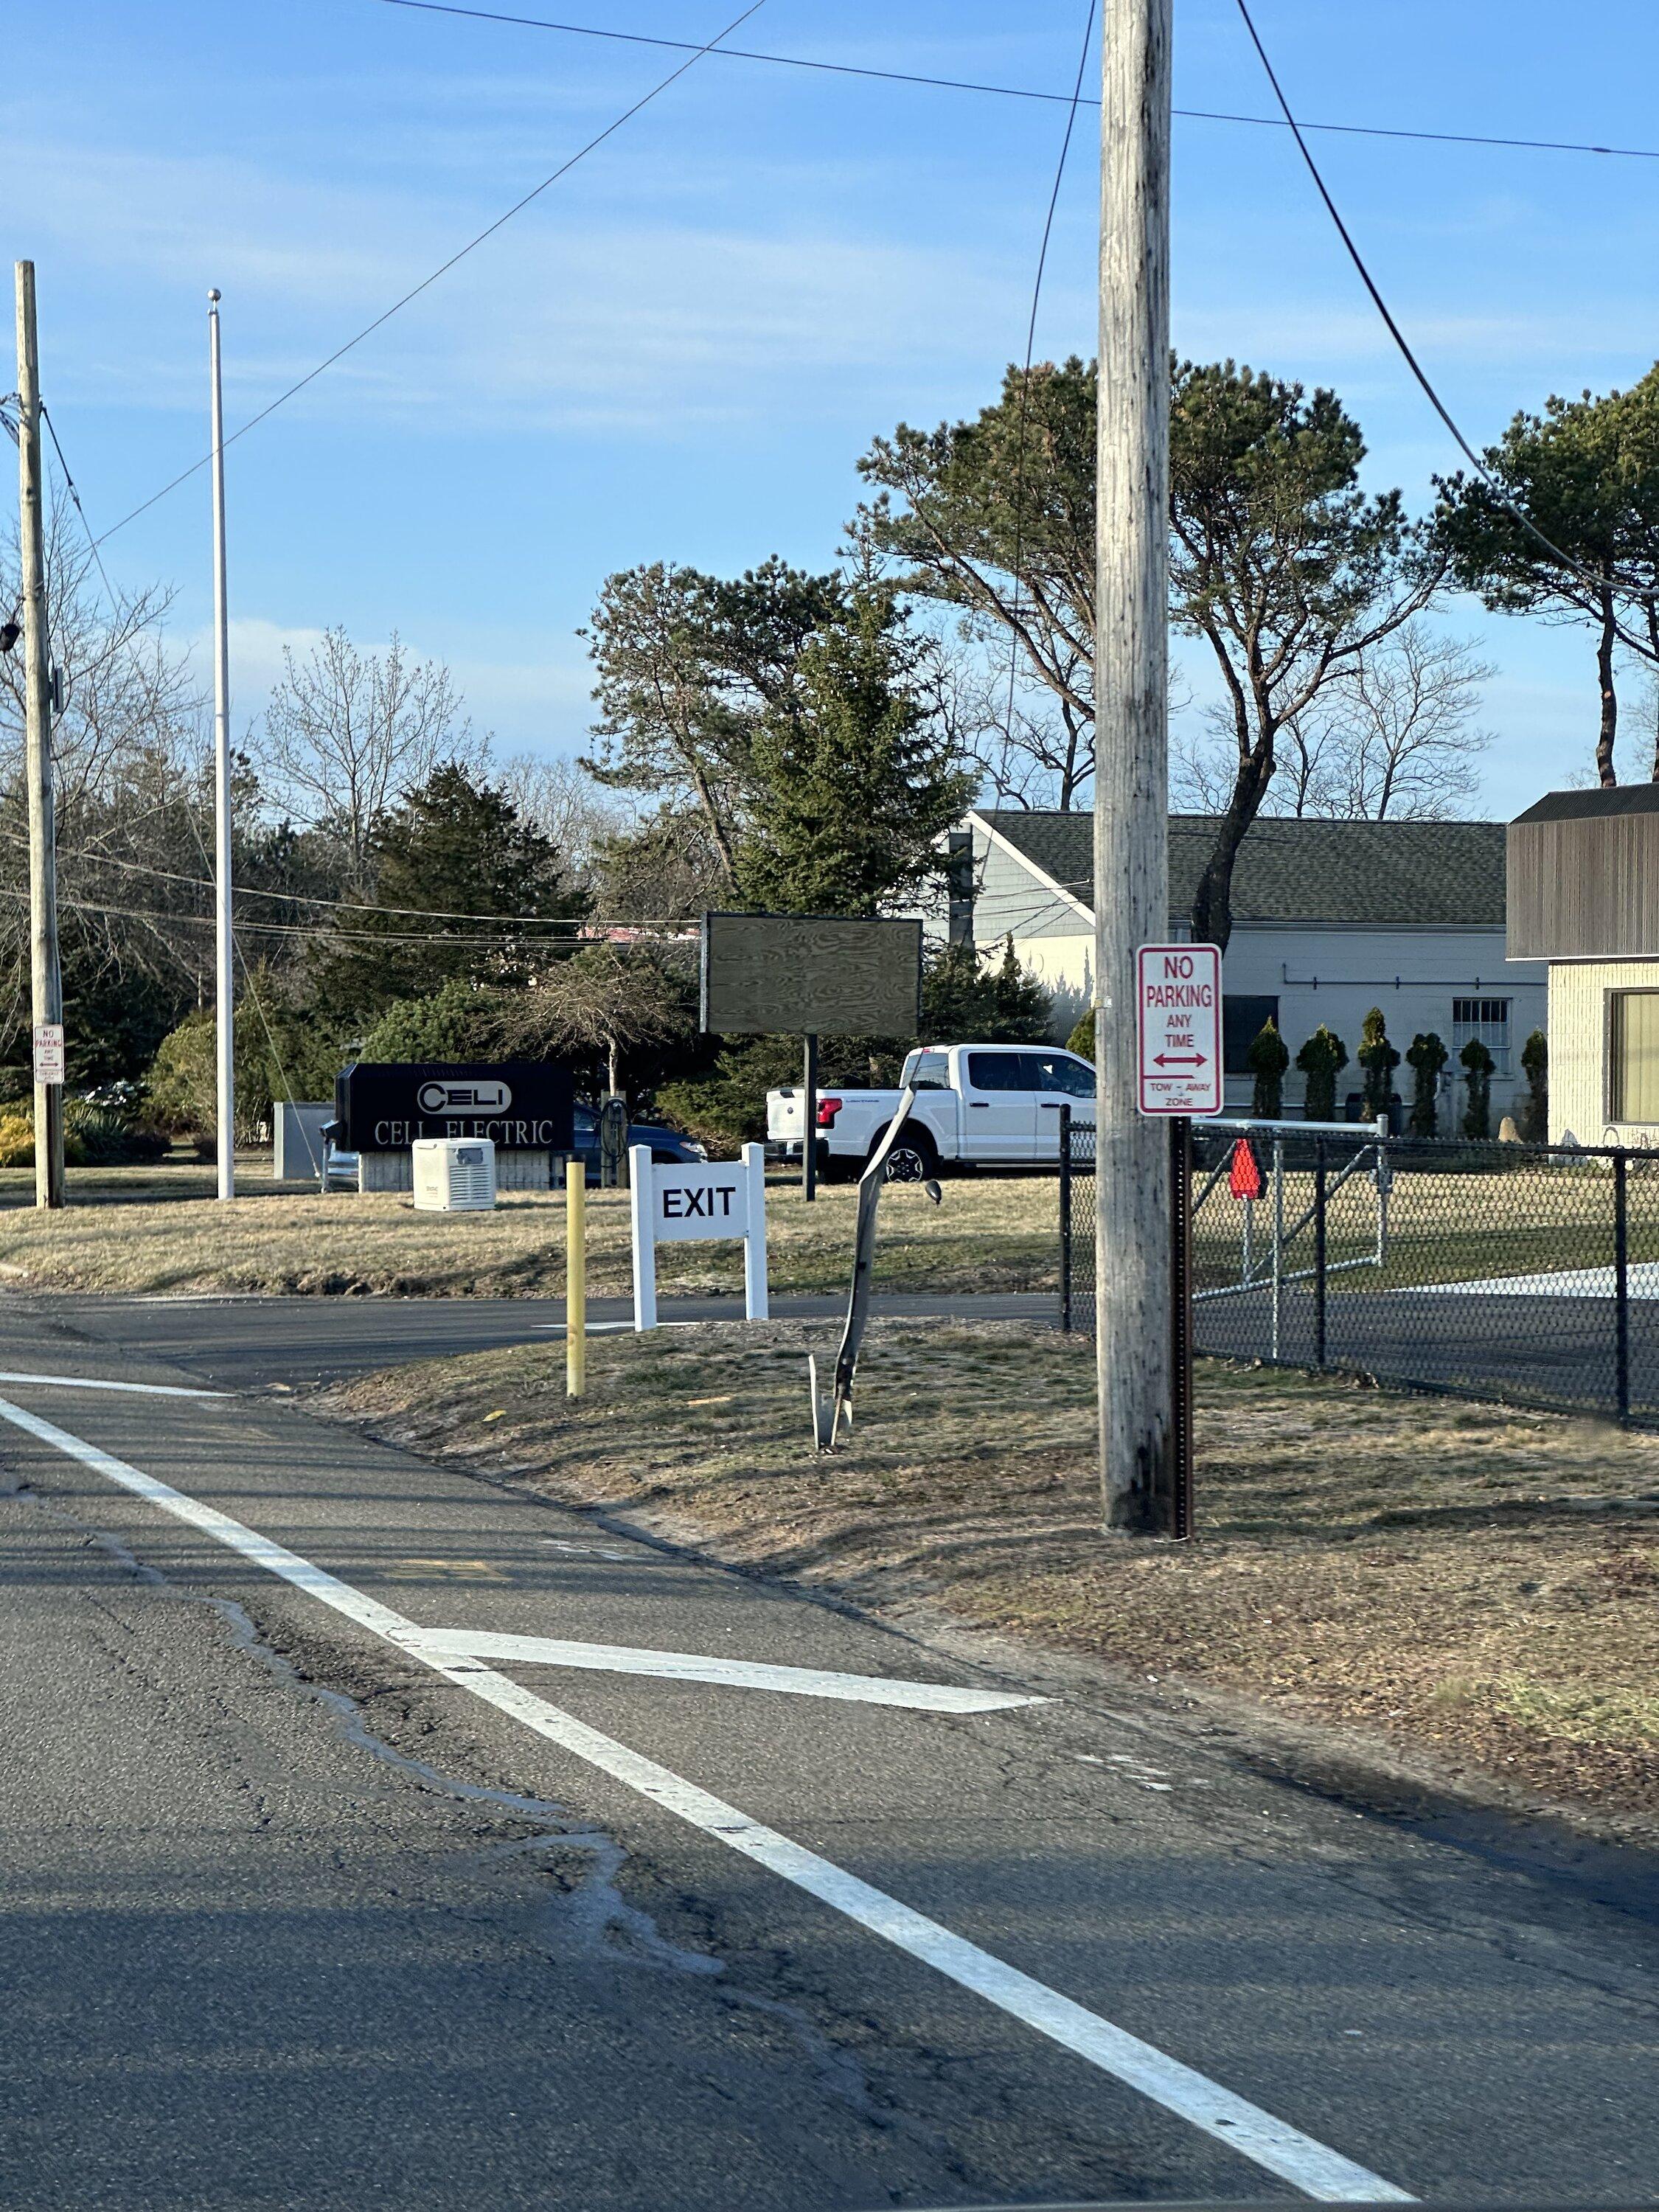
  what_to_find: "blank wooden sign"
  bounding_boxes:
[700,911,924,1036]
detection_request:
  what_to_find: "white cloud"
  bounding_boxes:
[8,123,1037,437]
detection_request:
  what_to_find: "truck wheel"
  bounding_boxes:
[879,1131,936,1183]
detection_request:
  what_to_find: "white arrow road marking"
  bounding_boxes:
[0,1371,226,1398]
[394,1627,1040,1712]
[0,1391,1411,2205]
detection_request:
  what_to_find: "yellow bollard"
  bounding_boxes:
[566,1159,586,1397]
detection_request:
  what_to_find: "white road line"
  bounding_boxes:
[0,1391,1410,2205]
[0,1370,226,1399]
[531,1321,636,1335]
[397,1627,1041,1712]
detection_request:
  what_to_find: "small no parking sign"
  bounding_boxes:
[1135,944,1222,1116]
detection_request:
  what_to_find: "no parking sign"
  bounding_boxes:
[1135,944,1223,1116]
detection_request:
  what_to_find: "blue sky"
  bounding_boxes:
[9,0,1659,812]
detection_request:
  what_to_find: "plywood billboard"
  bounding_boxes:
[700,911,923,1037]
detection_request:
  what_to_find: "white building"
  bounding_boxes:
[965,808,1546,1119]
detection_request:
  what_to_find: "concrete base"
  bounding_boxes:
[356,1150,551,1194]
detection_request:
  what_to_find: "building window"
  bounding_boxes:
[1610,992,1659,1123]
[1452,996,1511,1077]
[1222,995,1279,1076]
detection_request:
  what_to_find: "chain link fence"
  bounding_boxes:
[1060,1109,1659,1427]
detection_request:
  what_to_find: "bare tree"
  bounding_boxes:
[257,628,484,891]
[926,630,1095,810]
[497,753,630,889]
[0,518,212,1068]
[501,944,691,1102]
[1178,623,1493,821]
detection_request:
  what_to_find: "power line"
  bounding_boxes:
[1232,0,1659,653]
[94,0,771,547]
[0,882,692,948]
[0,829,653,925]
[362,0,1659,161]
[0,827,695,930]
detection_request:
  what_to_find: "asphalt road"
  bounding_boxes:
[3,1290,1659,2211]
[23,1288,1057,1391]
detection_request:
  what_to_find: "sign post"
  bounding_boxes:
[566,1159,586,1398]
[1135,942,1222,1541]
[630,1144,768,1332]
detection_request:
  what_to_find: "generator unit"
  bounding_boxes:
[411,1138,498,1211]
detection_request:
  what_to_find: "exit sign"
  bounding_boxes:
[1135,944,1222,1116]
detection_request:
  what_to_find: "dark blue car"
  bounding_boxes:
[571,1104,706,1167]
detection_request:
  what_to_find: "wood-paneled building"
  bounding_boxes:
[1508,787,1659,1142]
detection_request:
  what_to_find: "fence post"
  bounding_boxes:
[1615,1148,1630,1424]
[1313,1136,1327,1370]
[1058,1103,1073,1334]
[1270,1135,1284,1359]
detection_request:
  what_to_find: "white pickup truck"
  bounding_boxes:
[767,1041,1096,1181]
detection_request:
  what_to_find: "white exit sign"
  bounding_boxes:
[1135,944,1222,1116]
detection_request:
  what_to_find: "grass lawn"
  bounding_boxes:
[316,1321,1659,1834]
[0,1146,1649,1306]
[0,1170,1059,1298]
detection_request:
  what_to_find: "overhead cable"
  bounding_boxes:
[94,0,771,546]
[364,0,1659,161]
[1233,0,1659,647]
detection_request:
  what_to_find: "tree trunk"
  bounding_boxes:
[1598,588,1618,787]
[1188,739,1276,952]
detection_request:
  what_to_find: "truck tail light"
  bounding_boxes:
[815,1095,842,1127]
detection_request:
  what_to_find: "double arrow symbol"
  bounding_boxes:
[1152,1051,1207,1068]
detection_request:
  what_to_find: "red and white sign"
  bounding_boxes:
[1135,943,1222,1116]
[32,1023,64,1086]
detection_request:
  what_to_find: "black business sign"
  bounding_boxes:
[334,1062,574,1153]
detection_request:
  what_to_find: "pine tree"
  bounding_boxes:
[731,594,974,917]
[922,938,1051,1044]
[313,762,581,1022]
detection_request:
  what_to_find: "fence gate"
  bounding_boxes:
[1060,1110,1659,1429]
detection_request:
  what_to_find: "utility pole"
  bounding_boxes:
[1093,0,1175,1531]
[15,262,64,1211]
[209,289,234,1200]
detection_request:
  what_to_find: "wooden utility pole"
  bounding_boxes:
[1093,0,1174,1530]
[15,262,65,1211]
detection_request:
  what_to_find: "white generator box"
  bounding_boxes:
[411,1138,497,1212]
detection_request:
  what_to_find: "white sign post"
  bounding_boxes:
[1135,942,1223,1117]
[630,1143,768,1331]
[32,1023,63,1087]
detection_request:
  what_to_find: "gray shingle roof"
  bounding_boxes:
[975,810,1509,927]
[1512,785,1659,825]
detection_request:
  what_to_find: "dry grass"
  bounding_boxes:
[316,1321,1659,1830]
[0,1175,1058,1298]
